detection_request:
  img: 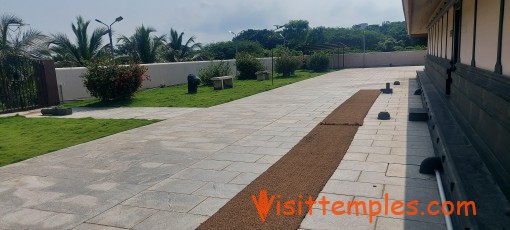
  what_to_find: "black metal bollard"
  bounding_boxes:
[380,82,393,94]
[187,74,201,94]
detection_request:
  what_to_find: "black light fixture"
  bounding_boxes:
[95,16,123,57]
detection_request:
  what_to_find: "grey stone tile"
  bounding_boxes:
[30,193,119,216]
[182,142,229,151]
[250,147,290,156]
[87,205,158,229]
[269,136,303,143]
[386,164,434,180]
[350,139,374,146]
[322,180,384,198]
[170,168,239,183]
[223,162,271,174]
[72,223,126,230]
[0,187,64,208]
[347,146,391,155]
[122,191,206,212]
[48,167,112,182]
[0,173,19,183]
[149,178,206,194]
[279,142,298,148]
[330,170,361,182]
[235,140,283,148]
[207,152,263,163]
[101,171,171,186]
[189,159,233,170]
[228,172,260,185]
[133,211,208,230]
[314,193,354,211]
[255,155,282,164]
[384,185,440,202]
[189,197,229,216]
[375,217,446,230]
[127,163,187,175]
[338,161,388,173]
[84,182,149,204]
[358,171,437,189]
[192,182,245,199]
[352,197,445,225]
[38,213,89,229]
[0,175,56,190]
[390,148,434,157]
[366,154,425,166]
[217,145,258,154]
[300,213,375,230]
[0,208,54,229]
[343,153,369,161]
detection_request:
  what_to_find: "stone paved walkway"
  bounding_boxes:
[1,107,200,120]
[0,66,445,229]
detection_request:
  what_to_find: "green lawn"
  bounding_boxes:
[65,70,331,108]
[0,115,158,167]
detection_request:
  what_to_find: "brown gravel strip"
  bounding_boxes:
[320,90,381,126]
[198,90,380,230]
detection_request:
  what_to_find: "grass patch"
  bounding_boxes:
[0,115,158,167]
[65,70,331,108]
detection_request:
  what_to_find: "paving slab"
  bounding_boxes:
[0,66,446,229]
[2,107,200,120]
[300,72,446,229]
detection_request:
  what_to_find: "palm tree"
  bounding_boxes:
[117,25,165,64]
[50,16,108,67]
[0,14,48,58]
[166,28,202,62]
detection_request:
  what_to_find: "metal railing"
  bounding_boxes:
[0,55,59,113]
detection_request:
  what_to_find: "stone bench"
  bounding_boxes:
[211,76,234,90]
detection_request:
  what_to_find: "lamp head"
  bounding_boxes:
[115,16,123,22]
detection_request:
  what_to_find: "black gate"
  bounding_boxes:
[0,55,59,113]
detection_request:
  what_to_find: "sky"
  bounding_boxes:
[2,0,405,45]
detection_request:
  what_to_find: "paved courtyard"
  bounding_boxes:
[0,66,445,229]
[2,107,200,120]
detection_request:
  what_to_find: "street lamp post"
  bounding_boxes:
[228,30,239,76]
[228,31,238,58]
[359,23,368,68]
[95,16,123,57]
[271,25,285,86]
[279,34,286,47]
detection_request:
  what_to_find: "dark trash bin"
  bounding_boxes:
[187,74,201,94]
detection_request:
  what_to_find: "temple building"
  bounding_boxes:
[403,0,510,228]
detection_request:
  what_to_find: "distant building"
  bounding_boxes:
[403,0,510,228]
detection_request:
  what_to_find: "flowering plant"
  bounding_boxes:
[81,57,149,101]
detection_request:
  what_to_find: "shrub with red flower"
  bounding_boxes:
[81,57,149,101]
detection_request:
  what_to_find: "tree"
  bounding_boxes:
[306,26,327,45]
[50,16,108,67]
[200,41,235,60]
[0,14,48,58]
[282,20,310,49]
[201,40,265,60]
[117,25,165,64]
[234,29,281,49]
[166,28,202,62]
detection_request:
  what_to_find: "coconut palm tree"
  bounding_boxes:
[166,28,202,62]
[0,14,48,58]
[50,16,108,67]
[117,25,165,64]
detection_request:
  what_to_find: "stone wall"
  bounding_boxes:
[56,51,426,101]
[425,55,510,199]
